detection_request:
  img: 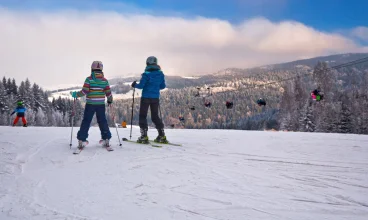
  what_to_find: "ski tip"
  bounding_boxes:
[151,145,163,148]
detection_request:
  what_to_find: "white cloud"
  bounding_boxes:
[351,26,368,41]
[0,8,366,87]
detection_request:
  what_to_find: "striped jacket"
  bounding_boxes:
[76,71,113,105]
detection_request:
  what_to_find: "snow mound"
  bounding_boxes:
[1,127,368,220]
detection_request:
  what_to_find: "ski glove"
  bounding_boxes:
[70,91,78,98]
[107,100,113,107]
[131,81,137,88]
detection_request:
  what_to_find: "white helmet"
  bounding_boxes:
[91,61,103,70]
[146,56,157,65]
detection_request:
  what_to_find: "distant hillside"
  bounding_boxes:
[108,53,368,134]
[45,53,368,134]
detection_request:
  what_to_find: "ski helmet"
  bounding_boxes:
[146,56,158,65]
[91,61,103,70]
[17,101,23,106]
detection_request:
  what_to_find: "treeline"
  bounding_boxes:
[279,61,368,134]
[0,77,85,127]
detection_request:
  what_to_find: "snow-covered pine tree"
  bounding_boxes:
[11,79,17,95]
[25,79,35,110]
[2,77,7,91]
[32,83,47,111]
[17,81,26,103]
[6,78,12,95]
[35,108,48,126]
[299,100,315,132]
[338,100,353,133]
[0,82,8,113]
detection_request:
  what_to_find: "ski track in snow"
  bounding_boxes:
[1,127,368,220]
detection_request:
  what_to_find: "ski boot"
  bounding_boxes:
[137,128,149,144]
[23,124,27,127]
[99,139,109,147]
[154,129,168,144]
[78,140,89,150]
[99,139,113,151]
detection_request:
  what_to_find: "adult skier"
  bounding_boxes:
[11,101,27,127]
[70,61,113,149]
[131,56,168,144]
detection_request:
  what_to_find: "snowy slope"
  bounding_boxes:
[113,88,168,100]
[1,127,368,220]
[48,89,77,101]
[48,89,142,101]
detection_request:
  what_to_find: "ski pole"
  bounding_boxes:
[130,87,135,140]
[69,98,76,149]
[110,104,122,146]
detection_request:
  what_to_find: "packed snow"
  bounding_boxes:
[1,127,368,220]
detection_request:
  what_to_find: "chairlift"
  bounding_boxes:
[256,98,266,106]
[204,101,212,108]
[226,101,233,109]
[311,89,324,101]
[194,87,201,97]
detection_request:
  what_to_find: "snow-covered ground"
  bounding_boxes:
[112,88,168,100]
[1,127,368,220]
[181,76,201,79]
[43,84,81,91]
[112,89,142,100]
[48,89,76,101]
[48,88,157,101]
[210,86,236,93]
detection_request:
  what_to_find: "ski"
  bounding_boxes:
[105,146,114,151]
[73,148,84,154]
[150,140,182,146]
[122,138,162,148]
[73,147,84,154]
[73,141,89,155]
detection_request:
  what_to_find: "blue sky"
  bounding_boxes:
[0,0,367,31]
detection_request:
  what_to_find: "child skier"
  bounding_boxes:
[70,61,113,150]
[131,56,168,144]
[10,101,27,127]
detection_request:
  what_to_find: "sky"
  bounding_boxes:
[0,0,367,87]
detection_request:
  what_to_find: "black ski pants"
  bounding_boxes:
[139,98,164,130]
